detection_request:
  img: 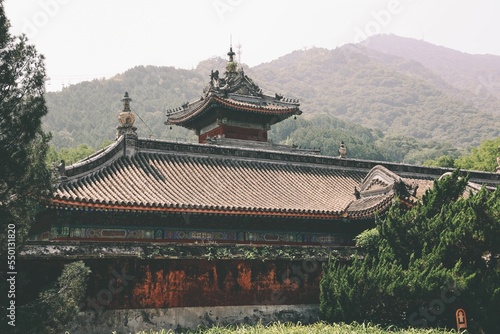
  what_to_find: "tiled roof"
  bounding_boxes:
[51,150,366,219]
[49,137,500,220]
[166,94,300,126]
[346,193,395,218]
[166,67,301,127]
[346,166,413,218]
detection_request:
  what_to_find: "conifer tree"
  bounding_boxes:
[0,1,52,329]
[321,170,500,332]
[0,0,51,252]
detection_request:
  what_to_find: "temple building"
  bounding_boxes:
[20,48,500,333]
[166,47,301,144]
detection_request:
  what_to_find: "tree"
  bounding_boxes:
[0,0,53,330]
[320,171,500,332]
[47,143,97,165]
[0,0,52,250]
[424,155,456,168]
[454,137,500,172]
[17,261,91,333]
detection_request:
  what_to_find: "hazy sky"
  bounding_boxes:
[4,0,500,91]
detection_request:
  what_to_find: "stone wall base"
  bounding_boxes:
[68,304,320,333]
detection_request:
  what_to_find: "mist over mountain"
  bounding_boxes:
[44,35,500,162]
[364,34,500,101]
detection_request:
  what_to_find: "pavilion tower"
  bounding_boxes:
[165,46,302,144]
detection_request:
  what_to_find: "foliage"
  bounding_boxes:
[354,228,380,254]
[130,321,458,333]
[320,170,500,332]
[47,143,97,165]
[365,34,500,108]
[249,46,500,149]
[0,0,52,251]
[454,136,500,172]
[44,41,500,154]
[273,115,386,159]
[17,261,91,334]
[0,0,52,329]
[145,243,347,261]
[423,155,456,168]
[424,136,500,172]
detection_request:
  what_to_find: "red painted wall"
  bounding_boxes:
[19,259,322,310]
[128,260,320,308]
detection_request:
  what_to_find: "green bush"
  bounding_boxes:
[321,170,500,332]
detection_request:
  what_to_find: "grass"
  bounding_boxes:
[132,321,459,334]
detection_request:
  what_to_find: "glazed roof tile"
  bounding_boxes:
[347,193,395,218]
[166,94,300,126]
[49,137,500,220]
[51,151,366,218]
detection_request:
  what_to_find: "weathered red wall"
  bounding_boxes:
[19,259,322,310]
[128,260,320,308]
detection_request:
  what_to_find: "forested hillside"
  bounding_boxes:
[44,66,201,148]
[364,34,500,104]
[44,35,500,164]
[248,45,499,147]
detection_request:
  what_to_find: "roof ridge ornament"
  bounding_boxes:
[338,141,347,159]
[122,91,132,112]
[226,44,237,73]
[117,91,137,141]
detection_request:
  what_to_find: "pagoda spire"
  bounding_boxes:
[226,40,237,73]
[227,46,235,62]
[122,91,132,112]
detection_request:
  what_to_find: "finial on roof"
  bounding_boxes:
[227,46,235,62]
[122,91,132,112]
[338,141,347,159]
[226,41,237,73]
[117,91,137,140]
[354,187,361,199]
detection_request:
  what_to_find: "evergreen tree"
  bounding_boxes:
[0,0,51,251]
[17,261,91,334]
[320,170,500,332]
[0,1,52,330]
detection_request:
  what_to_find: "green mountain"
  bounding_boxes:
[247,45,499,147]
[44,35,500,162]
[364,34,500,102]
